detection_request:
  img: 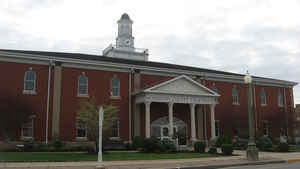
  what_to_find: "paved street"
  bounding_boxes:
[221,162,300,169]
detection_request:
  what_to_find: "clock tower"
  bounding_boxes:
[103,13,149,61]
[116,13,134,49]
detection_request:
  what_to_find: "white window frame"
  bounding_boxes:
[232,87,239,105]
[260,89,267,106]
[278,90,284,107]
[21,118,34,141]
[76,118,88,141]
[110,119,120,140]
[77,73,89,97]
[110,76,120,98]
[23,68,37,95]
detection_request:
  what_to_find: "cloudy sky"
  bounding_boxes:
[1,0,300,104]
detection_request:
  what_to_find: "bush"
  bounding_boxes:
[221,144,233,155]
[208,147,217,154]
[24,140,35,152]
[132,136,144,150]
[277,142,289,152]
[216,136,232,147]
[238,132,249,139]
[160,139,176,153]
[142,137,161,153]
[233,137,248,150]
[256,136,273,151]
[194,141,206,153]
[52,139,64,151]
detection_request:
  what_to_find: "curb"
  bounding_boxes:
[286,158,300,163]
[177,160,286,169]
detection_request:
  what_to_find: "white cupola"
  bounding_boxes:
[103,13,149,61]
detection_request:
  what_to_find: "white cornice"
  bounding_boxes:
[0,51,297,88]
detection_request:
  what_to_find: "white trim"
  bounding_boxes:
[144,75,220,97]
[21,118,34,141]
[0,51,297,88]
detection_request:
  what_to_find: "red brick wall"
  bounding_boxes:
[59,67,130,141]
[0,61,54,141]
[0,60,294,142]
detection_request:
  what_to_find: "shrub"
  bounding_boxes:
[256,136,273,151]
[216,136,232,147]
[221,144,233,155]
[238,132,249,139]
[208,147,217,154]
[277,142,289,152]
[194,141,206,153]
[142,137,161,153]
[24,140,35,152]
[132,136,144,150]
[160,139,176,153]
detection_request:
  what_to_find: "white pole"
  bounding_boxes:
[98,106,104,168]
[45,60,52,144]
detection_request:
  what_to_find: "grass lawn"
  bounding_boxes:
[0,152,215,162]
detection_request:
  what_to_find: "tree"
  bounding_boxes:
[76,97,118,152]
[0,96,33,140]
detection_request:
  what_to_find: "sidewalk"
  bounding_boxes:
[1,151,300,169]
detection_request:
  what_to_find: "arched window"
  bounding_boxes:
[260,89,267,105]
[24,68,36,92]
[78,73,88,95]
[232,87,239,104]
[111,76,120,97]
[278,90,284,107]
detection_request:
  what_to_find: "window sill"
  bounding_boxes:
[21,136,33,141]
[77,94,89,98]
[110,96,121,100]
[278,105,284,108]
[76,137,88,141]
[232,103,240,105]
[23,90,37,95]
[261,104,268,107]
[109,137,121,141]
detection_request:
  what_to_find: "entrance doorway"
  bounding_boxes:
[151,116,187,146]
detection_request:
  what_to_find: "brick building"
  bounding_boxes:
[0,13,297,146]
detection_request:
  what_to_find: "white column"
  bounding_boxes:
[210,104,216,140]
[190,103,196,142]
[145,101,151,138]
[168,102,174,138]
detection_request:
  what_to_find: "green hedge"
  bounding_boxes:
[221,144,233,155]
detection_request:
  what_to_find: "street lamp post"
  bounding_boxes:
[244,71,259,161]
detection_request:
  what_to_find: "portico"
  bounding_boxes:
[134,75,219,143]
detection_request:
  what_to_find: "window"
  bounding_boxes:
[76,119,87,139]
[21,119,34,140]
[110,120,120,138]
[260,89,267,105]
[263,120,269,136]
[24,68,36,93]
[232,87,239,104]
[215,120,220,137]
[111,76,120,97]
[78,73,88,96]
[278,90,284,107]
[211,84,219,102]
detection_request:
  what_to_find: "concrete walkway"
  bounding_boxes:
[1,151,300,169]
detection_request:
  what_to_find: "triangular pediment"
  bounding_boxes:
[144,75,219,96]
